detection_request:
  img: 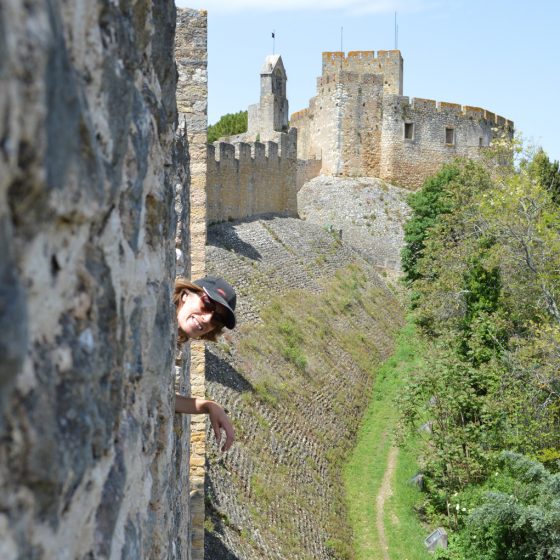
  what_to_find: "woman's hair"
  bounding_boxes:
[174,277,224,344]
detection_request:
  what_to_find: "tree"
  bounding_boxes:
[527,148,560,205]
[444,452,560,560]
[401,164,459,283]
[399,146,560,516]
[207,110,248,143]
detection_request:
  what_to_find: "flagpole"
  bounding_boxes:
[272,30,276,54]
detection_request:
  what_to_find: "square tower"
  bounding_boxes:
[248,54,289,136]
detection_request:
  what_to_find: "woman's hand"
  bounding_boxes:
[175,395,235,452]
[205,401,235,452]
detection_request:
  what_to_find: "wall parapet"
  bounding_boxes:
[394,96,513,128]
[207,130,298,223]
[322,49,401,68]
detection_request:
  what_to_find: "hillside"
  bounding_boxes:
[203,214,405,559]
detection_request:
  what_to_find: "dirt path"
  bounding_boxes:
[376,446,399,560]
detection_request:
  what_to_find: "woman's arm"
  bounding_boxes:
[174,395,235,452]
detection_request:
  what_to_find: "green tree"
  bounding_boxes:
[207,110,248,143]
[401,164,459,283]
[399,145,560,517]
[441,452,560,560]
[527,148,560,205]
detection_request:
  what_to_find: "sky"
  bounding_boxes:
[176,0,560,162]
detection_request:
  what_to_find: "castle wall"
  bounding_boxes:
[207,130,298,223]
[379,96,514,188]
[292,49,513,190]
[175,9,208,560]
[293,71,384,178]
[0,1,192,559]
[321,50,403,95]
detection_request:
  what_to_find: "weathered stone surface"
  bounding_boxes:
[175,9,208,560]
[298,175,411,271]
[204,216,404,559]
[0,1,192,558]
[292,50,513,189]
[207,130,298,223]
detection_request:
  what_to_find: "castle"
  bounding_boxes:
[206,49,513,222]
[293,50,513,188]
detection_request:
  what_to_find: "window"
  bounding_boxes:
[404,122,414,140]
[445,127,455,145]
[479,137,484,147]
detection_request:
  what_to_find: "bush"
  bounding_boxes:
[208,110,248,143]
[454,452,560,560]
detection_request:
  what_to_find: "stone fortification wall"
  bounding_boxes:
[293,70,384,177]
[298,176,411,271]
[207,130,298,223]
[175,9,208,560]
[321,50,403,95]
[203,217,404,559]
[0,1,192,558]
[379,96,513,188]
[292,49,513,189]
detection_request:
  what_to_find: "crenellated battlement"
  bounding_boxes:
[210,134,296,164]
[321,49,401,70]
[206,131,298,223]
[320,49,403,96]
[394,97,513,128]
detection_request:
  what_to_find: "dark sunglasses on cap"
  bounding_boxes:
[199,293,227,327]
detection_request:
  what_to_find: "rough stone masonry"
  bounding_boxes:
[0,1,192,558]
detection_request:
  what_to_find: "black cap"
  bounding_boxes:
[193,276,237,329]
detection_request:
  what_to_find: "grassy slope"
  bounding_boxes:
[345,318,431,560]
[206,262,404,559]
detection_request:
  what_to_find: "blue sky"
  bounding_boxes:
[176,0,560,162]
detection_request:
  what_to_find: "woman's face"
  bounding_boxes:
[177,290,226,339]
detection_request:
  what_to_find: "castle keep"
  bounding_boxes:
[292,50,514,188]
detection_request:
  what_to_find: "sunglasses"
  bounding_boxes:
[200,293,227,327]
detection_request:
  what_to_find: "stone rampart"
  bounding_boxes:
[296,70,384,177]
[0,1,192,558]
[207,130,298,223]
[379,95,514,188]
[292,49,513,189]
[321,50,403,95]
[176,9,208,560]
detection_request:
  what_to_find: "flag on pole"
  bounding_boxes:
[272,32,275,38]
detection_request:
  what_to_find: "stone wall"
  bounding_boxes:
[293,70,384,177]
[298,176,411,271]
[207,130,298,223]
[292,49,513,189]
[203,217,404,559]
[175,9,208,560]
[0,1,192,558]
[321,50,403,95]
[378,96,513,189]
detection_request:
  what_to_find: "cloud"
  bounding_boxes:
[175,0,437,15]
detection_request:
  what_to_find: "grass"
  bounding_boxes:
[216,264,403,559]
[344,318,431,560]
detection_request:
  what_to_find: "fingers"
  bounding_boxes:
[208,406,235,452]
[221,420,235,452]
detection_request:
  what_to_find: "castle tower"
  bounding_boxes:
[248,54,289,138]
